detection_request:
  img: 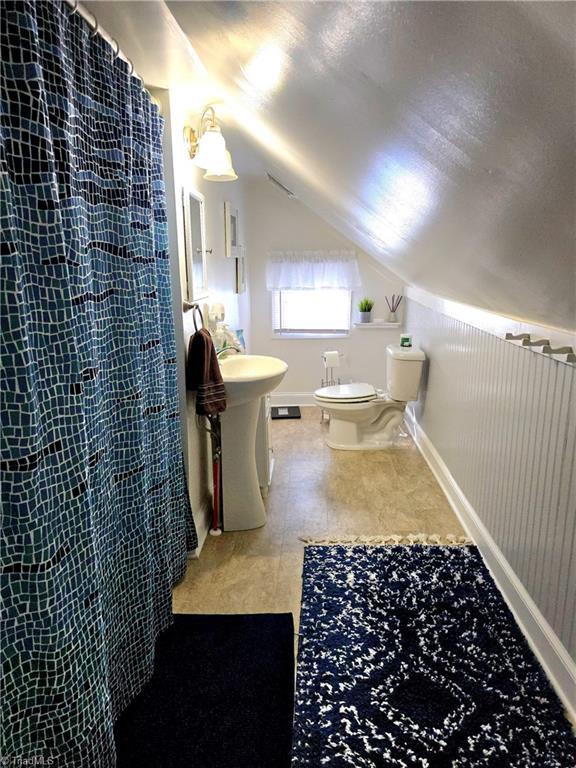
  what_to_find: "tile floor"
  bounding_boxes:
[173,407,466,627]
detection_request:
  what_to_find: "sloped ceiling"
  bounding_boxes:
[86,1,576,330]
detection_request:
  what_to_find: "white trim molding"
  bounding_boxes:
[270,391,316,407]
[406,285,576,352]
[404,407,576,718]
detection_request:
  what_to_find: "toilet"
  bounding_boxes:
[314,345,426,450]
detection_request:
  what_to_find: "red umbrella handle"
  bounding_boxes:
[212,457,220,531]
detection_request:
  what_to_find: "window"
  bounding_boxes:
[266,250,359,336]
[272,289,351,336]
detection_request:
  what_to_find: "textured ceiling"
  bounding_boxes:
[87,1,576,330]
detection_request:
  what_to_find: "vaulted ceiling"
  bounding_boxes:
[86,1,576,331]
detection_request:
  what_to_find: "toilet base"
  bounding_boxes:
[320,400,406,451]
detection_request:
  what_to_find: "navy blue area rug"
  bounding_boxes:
[115,613,294,768]
[293,545,576,767]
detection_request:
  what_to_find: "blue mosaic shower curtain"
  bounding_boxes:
[1,1,197,764]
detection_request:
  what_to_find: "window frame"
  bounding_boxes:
[271,288,352,338]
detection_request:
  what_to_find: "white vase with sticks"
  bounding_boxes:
[386,294,403,323]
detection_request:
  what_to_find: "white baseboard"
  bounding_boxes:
[404,408,576,717]
[270,391,315,407]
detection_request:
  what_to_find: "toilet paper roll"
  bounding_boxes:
[324,351,340,368]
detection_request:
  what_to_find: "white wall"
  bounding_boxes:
[164,91,252,548]
[151,87,189,477]
[245,178,405,400]
[405,289,576,708]
[167,96,250,342]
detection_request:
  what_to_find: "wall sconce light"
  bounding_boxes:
[184,106,238,182]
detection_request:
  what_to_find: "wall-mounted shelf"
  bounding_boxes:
[353,322,402,329]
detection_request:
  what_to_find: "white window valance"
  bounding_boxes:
[266,250,361,291]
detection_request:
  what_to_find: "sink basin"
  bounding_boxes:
[217,355,287,531]
[219,354,288,407]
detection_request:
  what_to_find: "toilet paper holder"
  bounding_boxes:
[321,351,343,388]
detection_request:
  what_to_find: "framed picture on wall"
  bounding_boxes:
[224,201,240,258]
[235,246,247,294]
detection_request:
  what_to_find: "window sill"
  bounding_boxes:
[271,332,350,340]
[353,322,402,329]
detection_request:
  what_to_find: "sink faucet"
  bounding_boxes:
[216,344,242,358]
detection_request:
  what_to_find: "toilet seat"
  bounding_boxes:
[314,382,376,403]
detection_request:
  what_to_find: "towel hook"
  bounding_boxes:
[68,0,79,16]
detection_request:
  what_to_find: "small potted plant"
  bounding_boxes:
[358,297,374,323]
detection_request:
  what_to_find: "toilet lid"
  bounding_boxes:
[314,382,376,402]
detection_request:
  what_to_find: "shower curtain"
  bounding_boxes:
[1,1,196,764]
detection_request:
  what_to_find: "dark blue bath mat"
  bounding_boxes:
[115,613,294,768]
[293,545,576,767]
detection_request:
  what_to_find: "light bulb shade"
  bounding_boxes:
[203,150,238,182]
[193,125,227,170]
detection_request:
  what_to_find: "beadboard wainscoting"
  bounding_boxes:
[405,294,575,711]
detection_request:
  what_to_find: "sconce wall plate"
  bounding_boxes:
[183,125,198,160]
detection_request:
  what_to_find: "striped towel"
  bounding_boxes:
[186,328,227,416]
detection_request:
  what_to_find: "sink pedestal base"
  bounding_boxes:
[221,399,266,531]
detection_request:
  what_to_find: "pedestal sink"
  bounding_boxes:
[218,355,288,530]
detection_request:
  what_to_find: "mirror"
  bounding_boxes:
[182,188,208,301]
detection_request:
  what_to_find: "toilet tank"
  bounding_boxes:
[386,345,426,402]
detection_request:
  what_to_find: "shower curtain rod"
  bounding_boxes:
[63,0,145,86]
